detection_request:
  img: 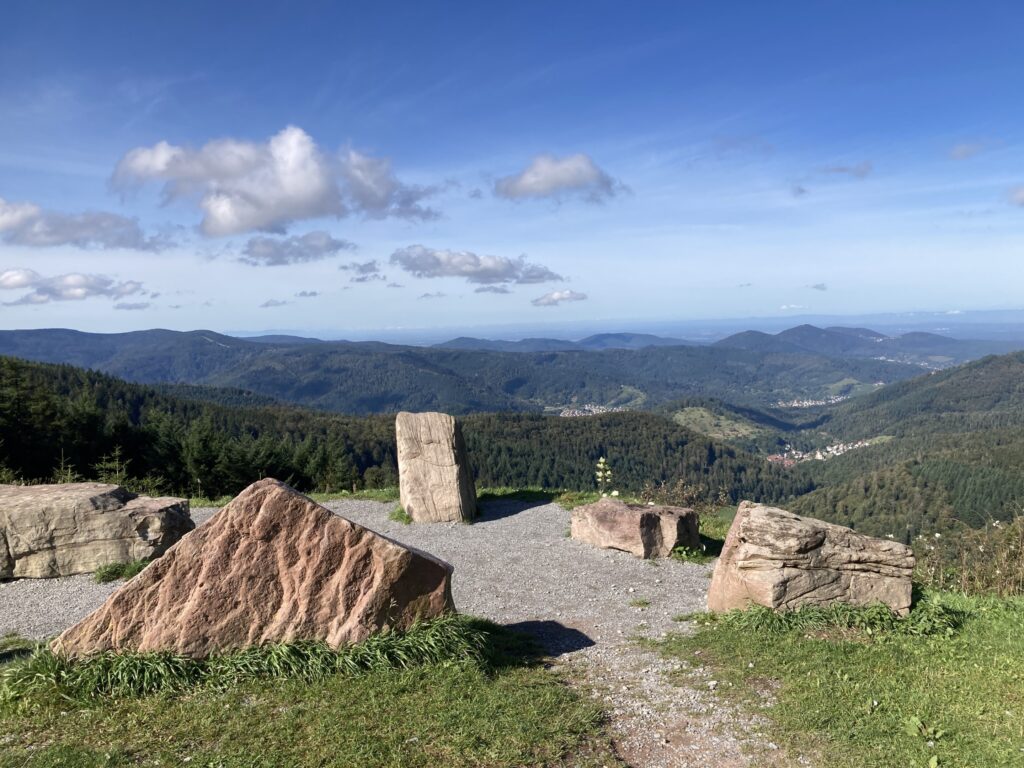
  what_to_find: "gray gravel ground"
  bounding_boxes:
[0,498,801,767]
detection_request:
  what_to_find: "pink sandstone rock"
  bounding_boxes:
[52,479,455,658]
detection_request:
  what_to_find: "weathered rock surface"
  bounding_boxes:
[52,479,455,658]
[396,411,476,523]
[0,483,192,579]
[570,498,700,559]
[707,501,915,615]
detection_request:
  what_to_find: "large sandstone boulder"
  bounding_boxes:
[571,498,700,559]
[0,483,192,579]
[707,501,915,615]
[396,411,476,523]
[52,479,455,658]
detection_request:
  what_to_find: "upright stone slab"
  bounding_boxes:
[52,479,456,658]
[0,483,192,579]
[396,411,476,523]
[707,501,915,615]
[570,497,700,558]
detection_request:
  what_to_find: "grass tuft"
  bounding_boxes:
[93,559,150,583]
[1,615,486,706]
[689,597,967,638]
[388,505,413,525]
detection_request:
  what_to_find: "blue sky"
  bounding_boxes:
[1,1,1022,338]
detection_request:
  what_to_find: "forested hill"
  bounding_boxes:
[714,324,1020,368]
[788,351,1024,537]
[0,328,918,414]
[0,356,810,503]
[819,351,1024,440]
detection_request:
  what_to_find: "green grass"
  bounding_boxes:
[672,406,764,442]
[656,593,1024,767]
[0,618,618,767]
[389,505,413,525]
[671,506,736,564]
[628,598,651,609]
[93,559,150,583]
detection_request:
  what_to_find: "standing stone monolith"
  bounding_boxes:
[0,483,192,579]
[396,412,476,523]
[707,501,915,615]
[52,479,455,658]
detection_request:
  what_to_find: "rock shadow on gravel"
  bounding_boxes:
[504,620,596,657]
[474,497,560,521]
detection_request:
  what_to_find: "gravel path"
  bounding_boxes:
[0,498,796,767]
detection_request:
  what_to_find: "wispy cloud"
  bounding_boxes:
[295,290,319,298]
[390,245,561,285]
[1010,187,1024,207]
[808,283,828,291]
[474,285,511,294]
[532,289,587,307]
[259,299,289,308]
[418,292,446,300]
[0,197,167,250]
[821,161,873,179]
[0,269,146,305]
[114,301,150,310]
[241,231,355,266]
[495,153,623,203]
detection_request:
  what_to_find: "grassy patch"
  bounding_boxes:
[389,505,413,525]
[629,598,651,609]
[671,506,735,564]
[657,593,1024,767]
[93,559,150,583]
[0,618,617,767]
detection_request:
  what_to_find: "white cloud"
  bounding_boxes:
[780,304,807,310]
[0,270,145,305]
[495,154,622,202]
[340,149,438,220]
[390,245,561,285]
[241,230,355,266]
[0,197,165,250]
[114,301,150,311]
[0,268,40,289]
[1010,187,1024,206]
[474,285,511,294]
[113,126,438,236]
[418,292,446,300]
[531,289,587,307]
[260,299,289,308]
[295,290,319,298]
[809,283,828,291]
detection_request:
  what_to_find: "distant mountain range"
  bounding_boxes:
[0,326,935,414]
[433,332,695,352]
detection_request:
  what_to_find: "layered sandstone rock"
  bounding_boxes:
[396,411,476,523]
[0,483,192,579]
[707,501,915,615]
[571,498,700,559]
[52,479,455,658]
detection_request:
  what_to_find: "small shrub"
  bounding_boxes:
[913,516,1024,596]
[629,598,651,608]
[389,505,413,525]
[93,559,150,584]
